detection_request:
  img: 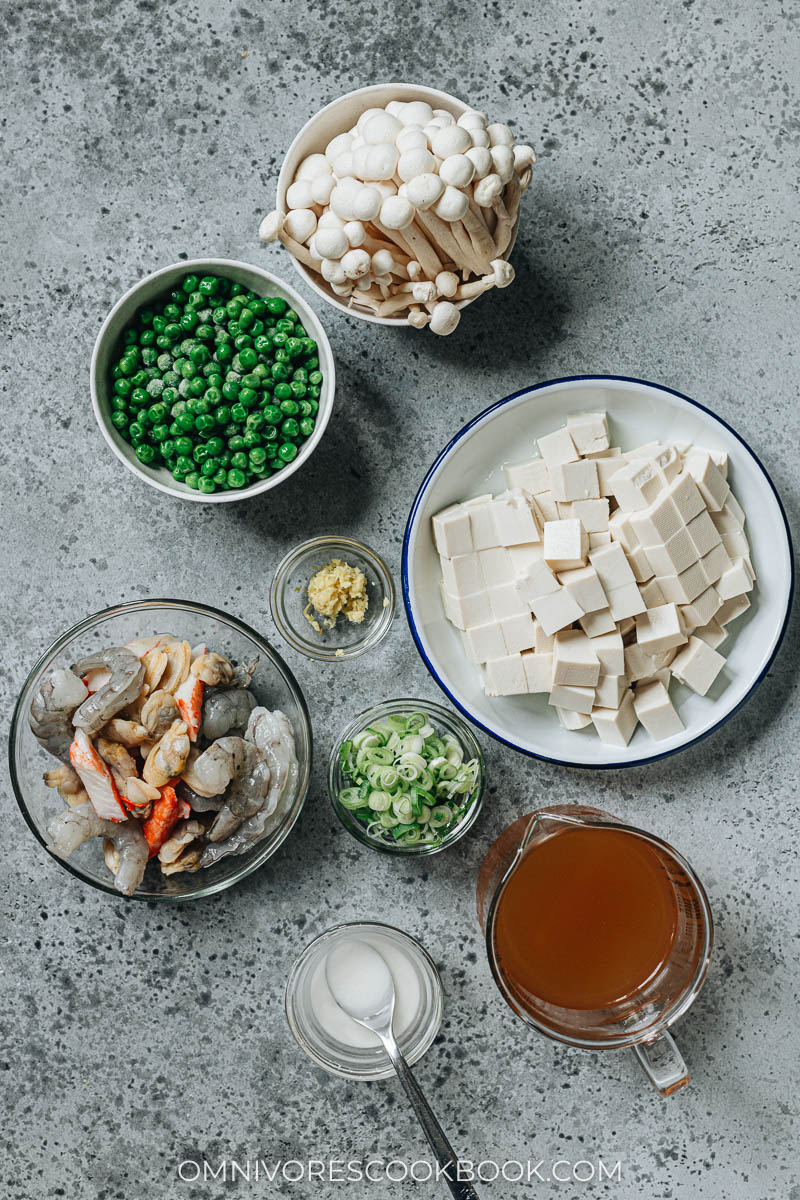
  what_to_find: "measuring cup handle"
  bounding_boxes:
[632,1030,690,1095]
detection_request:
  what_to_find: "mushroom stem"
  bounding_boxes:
[493,177,520,256]
[450,220,484,275]
[453,276,495,301]
[463,201,497,265]
[377,292,416,317]
[407,306,430,329]
[377,218,443,278]
[414,209,471,274]
[370,221,417,263]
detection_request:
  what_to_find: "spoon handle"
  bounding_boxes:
[381,1036,481,1200]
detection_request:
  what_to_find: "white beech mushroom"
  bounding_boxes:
[283,208,317,244]
[340,247,371,279]
[343,220,366,247]
[435,270,459,298]
[429,300,461,335]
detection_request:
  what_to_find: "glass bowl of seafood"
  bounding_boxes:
[8,600,312,900]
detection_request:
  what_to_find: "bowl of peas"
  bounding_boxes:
[90,259,335,501]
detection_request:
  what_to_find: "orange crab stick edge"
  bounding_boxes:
[142,785,181,858]
[69,729,127,822]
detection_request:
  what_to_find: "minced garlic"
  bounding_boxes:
[304,558,368,633]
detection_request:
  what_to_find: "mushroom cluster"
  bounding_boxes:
[259,99,535,335]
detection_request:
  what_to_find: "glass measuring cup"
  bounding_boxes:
[476,806,713,1095]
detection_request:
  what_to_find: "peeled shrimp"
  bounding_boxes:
[101,718,150,747]
[140,690,179,739]
[142,719,190,787]
[29,669,89,762]
[180,736,247,796]
[71,647,145,737]
[201,688,256,740]
[206,742,271,842]
[178,776,224,813]
[47,802,149,896]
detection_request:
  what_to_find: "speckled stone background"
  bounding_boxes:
[2,0,798,1196]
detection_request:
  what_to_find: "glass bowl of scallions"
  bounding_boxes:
[328,699,485,855]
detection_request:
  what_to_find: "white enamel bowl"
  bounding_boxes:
[276,83,520,327]
[91,258,335,503]
[402,376,794,768]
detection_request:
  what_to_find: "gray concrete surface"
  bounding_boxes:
[2,0,798,1196]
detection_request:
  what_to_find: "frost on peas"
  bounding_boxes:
[146,377,164,398]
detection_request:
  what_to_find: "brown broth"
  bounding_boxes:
[493,826,678,1011]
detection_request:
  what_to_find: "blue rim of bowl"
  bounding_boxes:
[8,598,313,900]
[401,374,795,770]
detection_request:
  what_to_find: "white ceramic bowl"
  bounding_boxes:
[276,83,520,327]
[403,376,794,768]
[90,258,335,503]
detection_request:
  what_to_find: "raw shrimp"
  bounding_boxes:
[47,802,149,896]
[140,690,179,739]
[71,647,145,737]
[142,719,191,788]
[207,742,271,842]
[201,688,256,740]
[177,778,224,813]
[29,669,89,762]
[180,736,247,797]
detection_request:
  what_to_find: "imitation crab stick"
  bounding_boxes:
[175,671,204,743]
[69,729,126,821]
[142,785,183,858]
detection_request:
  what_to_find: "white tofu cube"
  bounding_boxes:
[628,546,655,583]
[590,630,625,674]
[707,448,729,478]
[679,586,721,629]
[440,583,492,630]
[492,489,541,546]
[461,619,506,664]
[507,542,543,573]
[670,636,726,695]
[717,593,750,626]
[556,501,576,520]
[607,582,647,620]
[640,578,665,607]
[656,561,708,605]
[589,531,612,549]
[717,557,754,600]
[572,498,610,532]
[579,608,617,637]
[585,446,622,460]
[635,603,687,654]
[441,552,484,596]
[483,654,527,696]
[695,618,728,649]
[553,629,601,687]
[538,427,579,467]
[488,582,528,619]
[594,673,627,709]
[521,650,554,693]
[558,564,608,614]
[685,452,730,511]
[549,683,596,714]
[625,643,676,682]
[556,707,593,730]
[533,619,554,653]
[608,510,639,553]
[567,411,610,454]
[504,457,551,495]
[686,510,722,557]
[596,455,629,497]
[529,587,584,636]
[543,519,589,571]
[591,690,638,747]
[616,615,636,638]
[589,542,636,590]
[532,492,560,523]
[515,557,560,607]
[550,460,600,502]
[466,498,501,550]
[609,459,664,511]
[634,666,672,690]
[699,541,732,583]
[642,528,699,577]
[432,503,473,558]
[721,529,752,565]
[500,612,537,653]
[714,493,745,530]
[478,546,514,586]
[629,494,684,546]
[665,472,705,523]
[633,680,684,740]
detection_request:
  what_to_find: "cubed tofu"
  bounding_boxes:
[432,503,473,558]
[685,452,729,511]
[629,493,684,546]
[594,673,627,709]
[558,564,608,614]
[549,683,596,714]
[656,561,708,605]
[478,546,515,587]
[699,542,731,583]
[608,459,664,511]
[707,448,729,478]
[710,494,745,532]
[567,411,610,454]
[529,587,585,637]
[521,650,554,693]
[665,471,706,523]
[590,630,625,674]
[585,446,623,461]
[556,501,576,520]
[639,578,666,608]
[533,619,554,653]
[466,497,502,550]
[537,426,580,467]
[441,552,484,597]
[533,492,560,523]
[492,488,541,546]
[507,542,544,573]
[685,510,722,558]
[635,603,687,654]
[596,455,629,497]
[440,583,492,630]
[504,457,551,495]
[543,519,589,571]
[550,460,600,502]
[488,581,528,619]
[589,542,636,591]
[721,529,752,565]
[607,581,647,620]
[633,680,684,740]
[679,586,721,630]
[625,642,676,683]
[572,498,610,532]
[642,527,699,577]
[515,557,560,607]
[716,593,750,626]
[608,510,639,553]
[483,654,527,696]
[591,690,638,747]
[589,531,612,549]
[579,608,617,637]
[553,629,602,687]
[556,707,593,730]
[499,612,537,653]
[694,618,728,649]
[670,636,726,695]
[627,546,655,583]
[461,619,505,664]
[716,557,755,600]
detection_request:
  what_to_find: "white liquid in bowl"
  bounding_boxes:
[310,934,421,1049]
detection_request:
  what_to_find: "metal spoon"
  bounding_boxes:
[326,939,480,1200]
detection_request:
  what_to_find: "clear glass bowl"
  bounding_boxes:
[270,535,395,661]
[285,921,444,1080]
[328,698,485,856]
[8,599,312,901]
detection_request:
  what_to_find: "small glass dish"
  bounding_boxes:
[285,921,444,1080]
[328,698,486,856]
[270,535,395,661]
